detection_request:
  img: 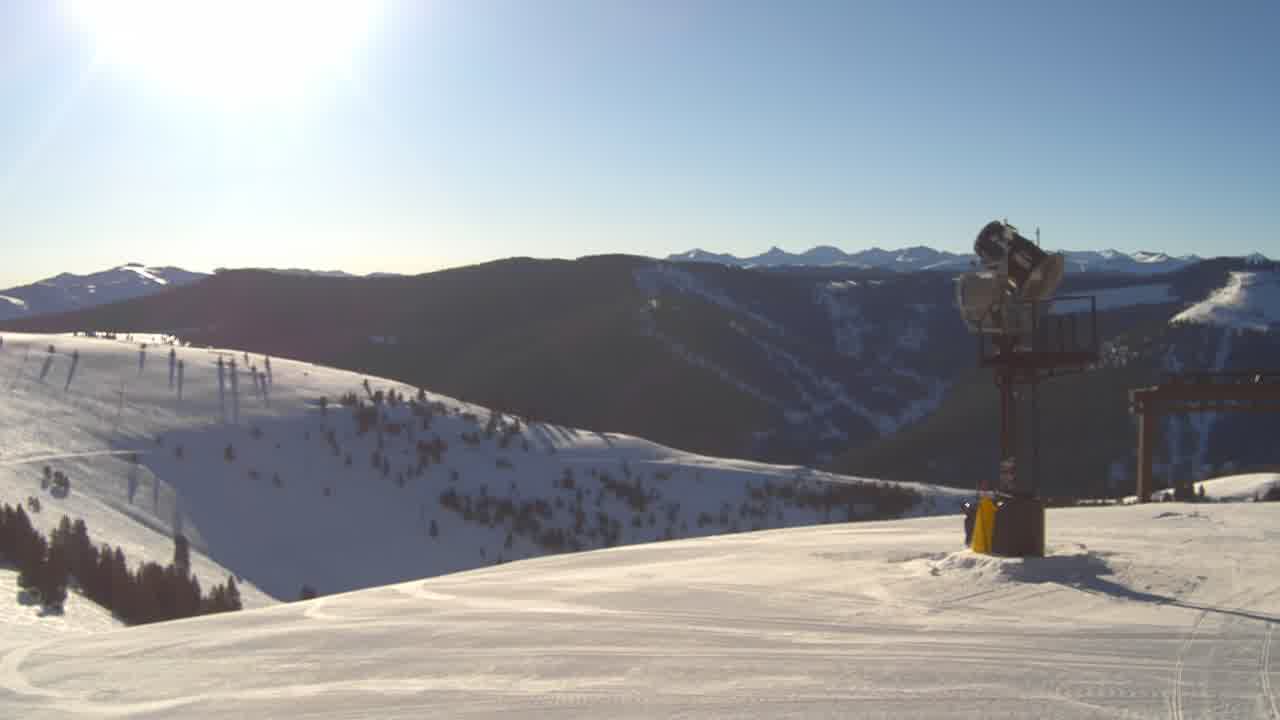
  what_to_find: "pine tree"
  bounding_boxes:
[225,576,242,611]
[69,518,93,581]
[173,533,191,576]
[110,547,132,621]
[40,542,69,610]
[185,575,203,618]
[90,543,115,608]
[16,534,46,590]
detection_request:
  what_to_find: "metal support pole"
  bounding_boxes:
[1137,411,1155,502]
[1031,379,1041,497]
[999,369,1017,494]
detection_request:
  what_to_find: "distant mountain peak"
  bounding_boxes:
[666,245,1215,275]
[0,264,208,322]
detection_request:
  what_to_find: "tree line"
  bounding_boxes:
[0,504,241,623]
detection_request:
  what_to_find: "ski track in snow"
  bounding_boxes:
[0,450,147,467]
[1263,622,1279,720]
[1172,606,1209,720]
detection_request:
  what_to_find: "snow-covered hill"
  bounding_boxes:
[667,245,1219,274]
[0,265,207,322]
[1154,473,1280,502]
[0,331,966,614]
[1173,271,1280,332]
[2,501,1278,718]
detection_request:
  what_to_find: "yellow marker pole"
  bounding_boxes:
[971,496,996,554]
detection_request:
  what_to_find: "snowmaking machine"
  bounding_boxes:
[955,221,1098,557]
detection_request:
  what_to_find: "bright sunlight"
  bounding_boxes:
[63,0,383,108]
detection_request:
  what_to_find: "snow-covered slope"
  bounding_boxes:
[1173,272,1280,331]
[1158,473,1280,502]
[0,568,121,652]
[0,332,966,613]
[2,502,1278,718]
[0,265,207,321]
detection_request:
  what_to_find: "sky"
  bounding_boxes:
[0,0,1276,287]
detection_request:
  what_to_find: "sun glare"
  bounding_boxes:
[64,0,383,108]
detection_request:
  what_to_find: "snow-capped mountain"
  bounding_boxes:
[668,245,973,271]
[667,245,1214,275]
[0,264,208,322]
[664,248,746,266]
[1062,249,1203,275]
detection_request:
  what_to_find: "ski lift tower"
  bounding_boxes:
[955,221,1099,557]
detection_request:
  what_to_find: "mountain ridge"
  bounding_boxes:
[0,265,208,322]
[0,265,416,322]
[666,245,1268,275]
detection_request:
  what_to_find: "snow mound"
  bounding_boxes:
[908,546,1117,586]
[1172,271,1280,331]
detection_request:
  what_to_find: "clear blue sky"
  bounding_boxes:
[0,0,1276,286]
